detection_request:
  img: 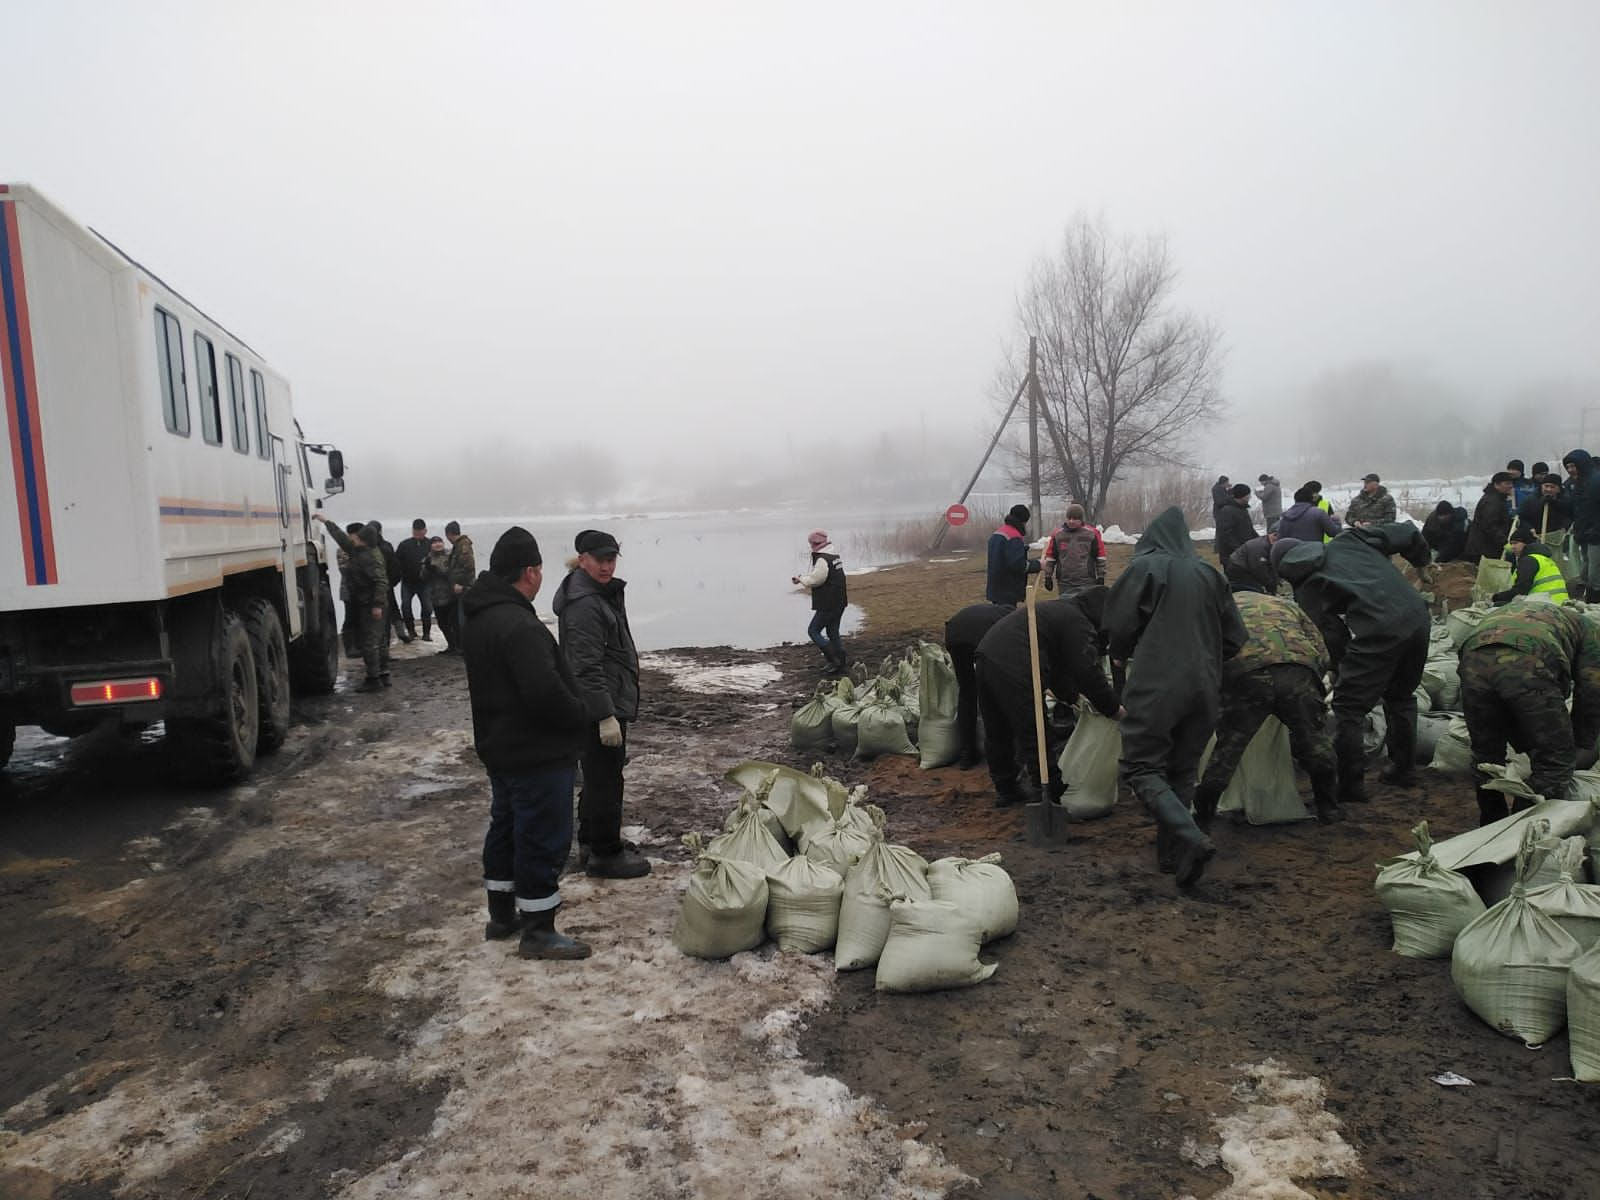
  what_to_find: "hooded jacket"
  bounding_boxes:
[1345,486,1396,526]
[1211,480,1232,517]
[1226,534,1279,593]
[552,564,641,722]
[986,522,1039,605]
[975,587,1119,717]
[1463,483,1513,562]
[1275,500,1341,543]
[1213,498,1257,564]
[1103,507,1246,710]
[1254,477,1282,520]
[1565,449,1600,546]
[1421,505,1470,563]
[462,571,589,772]
[1274,524,1430,665]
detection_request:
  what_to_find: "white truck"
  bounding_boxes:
[0,183,346,782]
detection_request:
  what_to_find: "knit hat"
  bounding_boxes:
[1542,473,1563,488]
[1006,504,1030,528]
[807,530,828,550]
[1507,459,1525,474]
[1532,461,1549,476]
[1230,483,1252,499]
[489,526,542,578]
[1491,471,1516,485]
[1508,526,1537,545]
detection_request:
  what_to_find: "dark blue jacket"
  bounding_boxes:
[985,523,1039,605]
[1566,449,1600,546]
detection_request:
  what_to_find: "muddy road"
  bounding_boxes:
[2,569,1599,1198]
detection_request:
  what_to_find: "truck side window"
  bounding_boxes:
[194,333,223,446]
[251,370,270,459]
[225,353,249,454]
[154,308,190,436]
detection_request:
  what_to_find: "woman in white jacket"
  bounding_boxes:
[792,530,849,673]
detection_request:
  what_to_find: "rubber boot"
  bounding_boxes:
[484,890,519,940]
[421,617,433,642]
[1154,824,1179,874]
[1311,769,1342,824]
[1335,727,1368,804]
[1476,787,1509,827]
[1192,782,1223,834]
[585,846,651,879]
[356,677,383,694]
[1378,713,1418,787]
[517,909,591,960]
[1149,791,1216,888]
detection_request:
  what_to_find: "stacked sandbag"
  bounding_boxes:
[673,834,771,960]
[1407,793,1594,904]
[709,791,790,875]
[830,700,864,757]
[791,679,849,752]
[875,893,997,993]
[765,855,845,953]
[1415,712,1452,764]
[854,687,917,761]
[1420,657,1461,711]
[836,812,931,970]
[1445,603,1493,649]
[1568,944,1600,1081]
[1528,836,1600,950]
[724,761,835,840]
[1451,825,1583,1045]
[916,643,960,769]
[1057,701,1121,821]
[799,800,880,874]
[927,853,1018,942]
[1213,717,1310,825]
[721,769,792,851]
[1374,821,1486,958]
[1428,717,1476,776]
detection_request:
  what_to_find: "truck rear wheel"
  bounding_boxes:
[242,596,291,754]
[168,610,259,784]
[290,584,340,697]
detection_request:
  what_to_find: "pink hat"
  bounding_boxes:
[807,530,828,550]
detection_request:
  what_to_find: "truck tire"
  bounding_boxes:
[290,584,340,697]
[242,596,292,755]
[168,610,259,784]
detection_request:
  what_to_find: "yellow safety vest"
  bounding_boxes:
[1526,552,1569,604]
[1316,497,1334,543]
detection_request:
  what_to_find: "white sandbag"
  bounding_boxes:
[1374,821,1486,959]
[1056,701,1121,820]
[722,795,791,853]
[874,894,997,993]
[724,761,834,839]
[1428,717,1476,776]
[765,855,845,953]
[790,680,844,752]
[1421,658,1461,711]
[1415,714,1451,764]
[854,690,917,761]
[1215,717,1310,825]
[1568,944,1600,1081]
[1413,684,1434,715]
[1528,837,1600,950]
[1445,602,1493,649]
[917,643,960,769]
[708,790,791,875]
[835,813,931,971]
[1363,707,1387,764]
[1451,826,1582,1046]
[927,853,1018,943]
[830,703,863,757]
[800,800,879,874]
[1568,771,1600,804]
[672,835,770,960]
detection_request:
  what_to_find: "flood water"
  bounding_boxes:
[344,507,928,651]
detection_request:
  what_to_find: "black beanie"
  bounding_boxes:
[1006,504,1030,528]
[1230,483,1252,499]
[1507,459,1525,474]
[489,526,542,579]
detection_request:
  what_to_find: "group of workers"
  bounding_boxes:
[949,486,1600,892]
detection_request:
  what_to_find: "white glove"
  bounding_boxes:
[598,716,623,747]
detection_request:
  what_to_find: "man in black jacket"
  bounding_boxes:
[553,529,648,879]
[464,527,592,960]
[1214,484,1257,565]
[1421,502,1470,563]
[943,601,1014,769]
[974,586,1122,807]
[368,521,409,645]
[1515,474,1572,543]
[395,519,435,642]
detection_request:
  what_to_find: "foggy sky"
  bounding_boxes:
[5,1,1597,505]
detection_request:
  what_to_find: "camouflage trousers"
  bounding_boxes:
[1200,664,1334,794]
[360,604,392,682]
[1460,645,1574,803]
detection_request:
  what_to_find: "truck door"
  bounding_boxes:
[268,432,302,637]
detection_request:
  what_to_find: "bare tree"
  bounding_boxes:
[1004,218,1225,523]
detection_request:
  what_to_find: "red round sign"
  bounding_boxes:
[945,504,970,527]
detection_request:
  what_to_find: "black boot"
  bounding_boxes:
[485,890,519,940]
[1311,770,1342,824]
[421,619,433,642]
[1378,712,1418,787]
[356,677,383,693]
[1335,737,1368,804]
[517,909,591,960]
[1149,791,1215,888]
[1192,783,1222,834]
[1476,787,1509,827]
[585,846,651,879]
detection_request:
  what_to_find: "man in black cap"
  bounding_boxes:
[1345,474,1396,526]
[463,527,592,959]
[553,529,648,879]
[986,503,1040,606]
[1464,471,1517,564]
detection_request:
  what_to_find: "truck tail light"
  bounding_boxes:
[69,678,164,706]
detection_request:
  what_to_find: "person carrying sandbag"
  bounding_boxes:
[1458,601,1600,826]
[1104,508,1247,888]
[1192,591,1338,828]
[1273,522,1434,803]
[974,585,1123,807]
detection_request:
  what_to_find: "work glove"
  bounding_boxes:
[1419,563,1440,587]
[598,715,623,747]
[1041,573,1055,592]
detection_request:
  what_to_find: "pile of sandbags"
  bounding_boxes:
[1374,822,1486,958]
[674,760,1014,994]
[1056,701,1122,821]
[786,645,963,768]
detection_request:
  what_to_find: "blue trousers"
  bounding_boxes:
[807,607,845,663]
[483,767,576,913]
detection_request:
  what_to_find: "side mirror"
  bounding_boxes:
[328,450,345,479]
[325,477,346,496]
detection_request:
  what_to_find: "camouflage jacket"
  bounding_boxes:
[446,535,476,589]
[423,548,454,607]
[1226,592,1331,681]
[1346,486,1397,525]
[324,522,388,608]
[1461,602,1600,749]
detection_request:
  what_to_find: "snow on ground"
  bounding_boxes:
[640,653,782,695]
[1177,1060,1361,1200]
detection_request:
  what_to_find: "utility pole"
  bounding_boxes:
[1027,336,1042,522]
